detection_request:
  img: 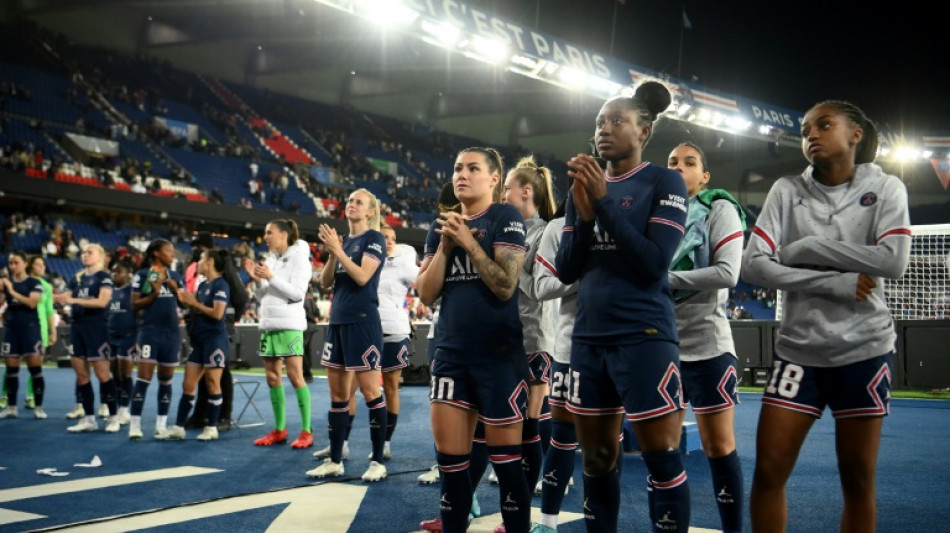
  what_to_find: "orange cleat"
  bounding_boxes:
[291,430,314,449]
[254,429,288,446]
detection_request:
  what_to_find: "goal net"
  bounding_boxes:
[775,223,950,321]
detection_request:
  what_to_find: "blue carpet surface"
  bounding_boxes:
[0,367,947,532]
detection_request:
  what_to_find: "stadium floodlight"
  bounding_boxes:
[557,66,588,90]
[353,0,418,27]
[588,76,622,96]
[421,19,461,48]
[922,150,933,158]
[510,55,541,70]
[893,145,922,161]
[467,35,509,64]
[677,103,691,116]
[725,116,752,131]
[697,108,712,123]
[758,125,772,136]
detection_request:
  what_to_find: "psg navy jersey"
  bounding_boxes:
[68,270,114,324]
[330,229,387,324]
[428,203,527,363]
[193,277,230,336]
[132,268,183,332]
[3,277,42,327]
[557,162,688,345]
[107,284,136,340]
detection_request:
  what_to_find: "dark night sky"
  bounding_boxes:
[464,0,949,139]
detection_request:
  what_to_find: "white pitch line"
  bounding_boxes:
[0,466,222,503]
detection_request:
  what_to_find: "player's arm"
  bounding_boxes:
[2,281,41,308]
[595,172,688,281]
[555,189,594,284]
[468,244,524,302]
[778,180,911,279]
[416,252,447,306]
[669,201,743,290]
[741,181,857,300]
[534,220,577,301]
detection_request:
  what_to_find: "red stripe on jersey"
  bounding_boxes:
[713,231,744,254]
[752,226,776,253]
[536,254,557,275]
[495,242,527,252]
[875,228,912,244]
[605,161,649,182]
[649,217,685,233]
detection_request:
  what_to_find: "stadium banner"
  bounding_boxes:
[315,0,806,134]
[370,158,399,176]
[63,132,119,157]
[310,165,334,185]
[154,117,198,143]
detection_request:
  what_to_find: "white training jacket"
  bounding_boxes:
[253,239,311,332]
[378,243,419,340]
[742,163,911,367]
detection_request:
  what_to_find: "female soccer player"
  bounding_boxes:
[556,81,690,532]
[743,100,911,532]
[129,239,183,439]
[375,224,419,458]
[0,252,44,420]
[501,155,557,497]
[244,219,313,449]
[667,141,746,533]
[158,248,245,441]
[530,200,580,533]
[54,244,118,433]
[417,147,530,533]
[107,260,136,425]
[308,188,389,482]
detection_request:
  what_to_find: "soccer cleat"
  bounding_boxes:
[98,404,110,418]
[291,430,314,449]
[419,517,443,532]
[65,404,85,419]
[116,408,131,425]
[488,469,498,484]
[24,397,35,409]
[155,425,186,440]
[471,493,481,518]
[367,442,392,460]
[494,524,506,533]
[361,461,387,482]
[33,406,47,419]
[154,422,167,437]
[67,418,99,433]
[197,426,219,441]
[0,406,18,419]
[529,524,557,533]
[0,397,6,409]
[104,417,120,433]
[313,443,349,460]
[255,429,288,446]
[128,421,143,440]
[418,464,440,484]
[306,458,345,478]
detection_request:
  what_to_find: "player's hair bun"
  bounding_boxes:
[634,81,672,122]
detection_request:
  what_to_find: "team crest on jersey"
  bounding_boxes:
[860,192,877,206]
[475,229,487,240]
[620,195,634,209]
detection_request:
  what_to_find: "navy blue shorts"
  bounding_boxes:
[379,338,411,372]
[762,352,892,419]
[321,322,383,371]
[527,351,552,385]
[110,337,138,361]
[136,329,181,367]
[548,361,573,409]
[430,354,528,426]
[70,322,111,361]
[2,322,42,357]
[568,340,684,422]
[187,331,230,369]
[681,353,740,414]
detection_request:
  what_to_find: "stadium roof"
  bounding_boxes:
[14,0,945,204]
